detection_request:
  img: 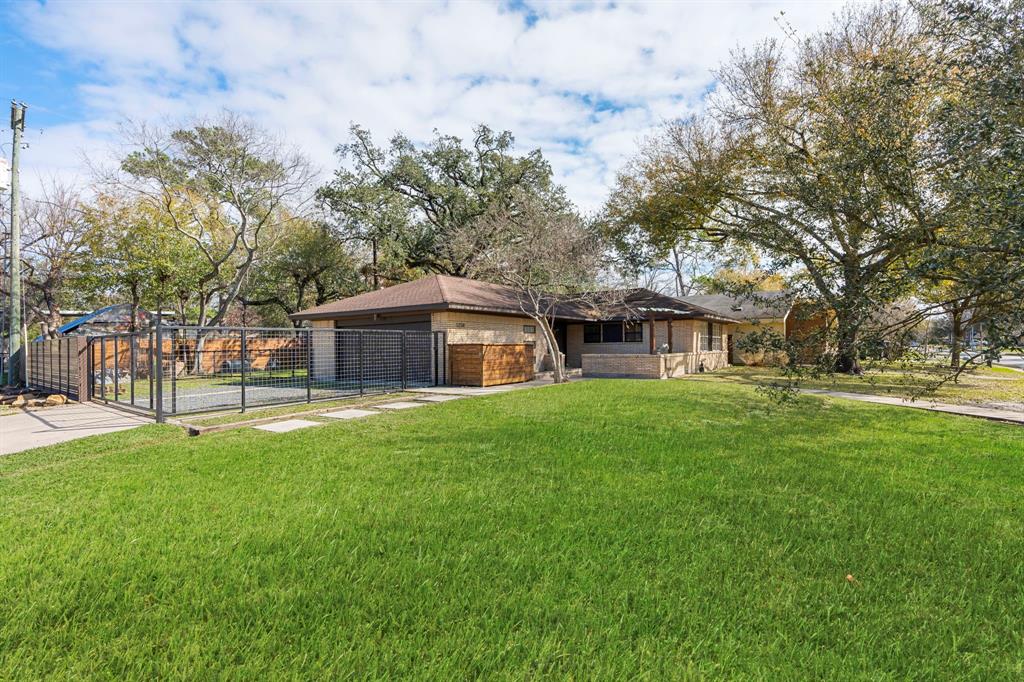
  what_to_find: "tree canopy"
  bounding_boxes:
[319,124,573,279]
[604,2,1023,373]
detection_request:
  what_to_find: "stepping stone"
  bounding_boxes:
[414,395,463,403]
[321,408,379,420]
[254,419,322,433]
[377,401,426,410]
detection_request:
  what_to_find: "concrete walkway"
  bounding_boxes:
[408,375,584,397]
[1,402,151,456]
[801,389,1024,425]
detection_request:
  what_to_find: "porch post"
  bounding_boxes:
[667,319,674,353]
[648,316,656,354]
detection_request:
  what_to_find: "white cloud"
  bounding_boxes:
[15,0,844,210]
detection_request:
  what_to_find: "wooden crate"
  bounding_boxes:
[449,343,535,387]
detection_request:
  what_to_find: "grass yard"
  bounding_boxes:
[705,363,1024,410]
[2,380,1023,678]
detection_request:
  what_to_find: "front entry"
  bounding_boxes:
[552,321,568,366]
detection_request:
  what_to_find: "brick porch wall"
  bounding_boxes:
[582,351,730,379]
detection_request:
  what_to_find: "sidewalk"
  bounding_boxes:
[0,403,150,456]
[801,389,1024,425]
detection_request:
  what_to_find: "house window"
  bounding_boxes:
[583,323,602,343]
[624,322,643,343]
[704,322,723,351]
[601,322,623,343]
[523,324,536,334]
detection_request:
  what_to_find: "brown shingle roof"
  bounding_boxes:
[291,275,536,320]
[292,275,739,323]
[681,291,793,321]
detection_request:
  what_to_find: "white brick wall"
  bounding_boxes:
[310,320,335,380]
[431,311,557,370]
[729,320,787,365]
[431,311,537,344]
[582,350,731,379]
[582,353,663,378]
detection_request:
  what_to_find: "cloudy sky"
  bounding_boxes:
[2,0,844,211]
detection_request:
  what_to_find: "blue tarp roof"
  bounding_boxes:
[34,304,143,341]
[55,304,119,335]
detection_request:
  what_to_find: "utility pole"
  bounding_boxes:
[7,101,26,386]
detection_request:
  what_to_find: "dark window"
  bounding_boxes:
[624,322,643,342]
[706,321,714,351]
[583,323,602,343]
[523,324,536,334]
[602,322,623,343]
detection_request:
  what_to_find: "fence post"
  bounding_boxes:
[113,338,120,400]
[306,329,312,403]
[170,329,178,415]
[64,338,70,396]
[358,331,365,396]
[129,335,137,407]
[148,330,154,410]
[76,337,90,402]
[240,328,247,413]
[401,331,407,389]
[100,337,107,402]
[155,323,164,423]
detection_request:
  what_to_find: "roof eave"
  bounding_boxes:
[290,302,450,321]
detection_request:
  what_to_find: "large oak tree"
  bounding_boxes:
[606,4,939,373]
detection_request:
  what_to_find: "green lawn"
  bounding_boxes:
[705,363,1024,409]
[2,380,1023,678]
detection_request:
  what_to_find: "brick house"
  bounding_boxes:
[291,275,741,383]
[681,292,830,365]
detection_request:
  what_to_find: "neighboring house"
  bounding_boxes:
[35,304,176,340]
[291,274,738,383]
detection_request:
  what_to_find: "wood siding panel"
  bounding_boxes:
[449,343,534,387]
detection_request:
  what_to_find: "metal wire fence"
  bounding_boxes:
[87,325,447,420]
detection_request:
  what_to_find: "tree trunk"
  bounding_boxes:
[371,238,379,290]
[535,315,565,383]
[834,269,864,374]
[833,309,862,375]
[129,282,141,333]
[950,308,963,370]
[45,296,62,339]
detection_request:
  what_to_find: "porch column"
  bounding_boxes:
[649,316,656,354]
[667,319,674,353]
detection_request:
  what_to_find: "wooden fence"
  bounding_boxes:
[27,336,89,400]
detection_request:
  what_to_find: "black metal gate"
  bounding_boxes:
[87,325,448,421]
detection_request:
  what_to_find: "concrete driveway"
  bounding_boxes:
[1,402,150,456]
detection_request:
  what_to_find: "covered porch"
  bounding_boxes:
[549,292,736,379]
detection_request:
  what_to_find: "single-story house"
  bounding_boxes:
[291,275,744,384]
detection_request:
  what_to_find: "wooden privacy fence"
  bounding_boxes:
[88,335,301,375]
[27,336,90,400]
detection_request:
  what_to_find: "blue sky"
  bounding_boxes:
[1,0,843,210]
